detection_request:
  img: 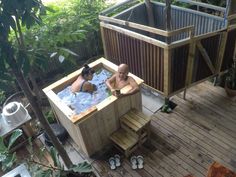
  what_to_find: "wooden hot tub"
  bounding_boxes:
[43,58,143,156]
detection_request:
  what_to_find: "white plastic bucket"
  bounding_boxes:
[2,102,28,125]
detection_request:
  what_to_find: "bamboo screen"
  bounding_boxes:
[103,27,165,92]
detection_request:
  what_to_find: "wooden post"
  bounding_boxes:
[184,29,196,100]
[216,31,228,72]
[163,48,171,97]
[100,25,108,58]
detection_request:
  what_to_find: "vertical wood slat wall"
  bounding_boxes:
[101,25,236,96]
[100,2,236,97]
[103,27,165,93]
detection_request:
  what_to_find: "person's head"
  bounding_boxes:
[118,64,129,80]
[81,64,95,80]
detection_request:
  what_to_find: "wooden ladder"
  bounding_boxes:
[110,109,151,157]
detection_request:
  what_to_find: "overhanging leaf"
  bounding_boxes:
[71,161,93,173]
[58,47,78,56]
[49,147,62,168]
[1,152,16,171]
[0,154,7,162]
[35,169,52,177]
[8,129,23,150]
[0,137,7,152]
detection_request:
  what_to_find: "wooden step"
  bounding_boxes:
[110,129,138,151]
[120,109,151,133]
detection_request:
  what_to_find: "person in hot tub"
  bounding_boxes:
[71,64,97,93]
[106,64,139,97]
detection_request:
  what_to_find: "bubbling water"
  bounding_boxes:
[57,69,112,114]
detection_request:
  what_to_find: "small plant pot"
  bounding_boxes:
[225,84,236,97]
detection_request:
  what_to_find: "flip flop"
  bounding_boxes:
[109,157,116,170]
[114,154,121,167]
[137,155,144,169]
[130,156,138,170]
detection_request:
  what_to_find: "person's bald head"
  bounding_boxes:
[118,64,129,80]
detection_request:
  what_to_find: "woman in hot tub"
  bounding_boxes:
[71,64,97,93]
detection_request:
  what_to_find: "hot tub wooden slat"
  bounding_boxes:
[71,106,97,123]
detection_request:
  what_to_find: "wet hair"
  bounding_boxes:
[81,64,95,77]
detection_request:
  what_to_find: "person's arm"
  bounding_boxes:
[105,74,116,94]
[119,77,139,97]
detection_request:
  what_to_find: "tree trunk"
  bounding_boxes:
[145,0,155,38]
[5,43,73,168]
[28,71,45,105]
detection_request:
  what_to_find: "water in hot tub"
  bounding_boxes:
[57,69,113,114]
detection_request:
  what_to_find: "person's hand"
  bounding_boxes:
[111,89,116,96]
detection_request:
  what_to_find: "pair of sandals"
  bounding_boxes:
[130,155,144,169]
[109,154,121,170]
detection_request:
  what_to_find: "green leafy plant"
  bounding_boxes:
[0,129,23,172]
[0,90,6,105]
[161,104,172,113]
[44,110,56,124]
[28,146,94,177]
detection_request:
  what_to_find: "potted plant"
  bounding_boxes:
[225,59,236,97]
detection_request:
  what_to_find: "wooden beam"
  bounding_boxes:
[100,15,194,38]
[228,24,236,31]
[228,14,236,21]
[168,26,194,37]
[216,31,228,73]
[99,15,168,36]
[168,38,191,49]
[194,28,226,40]
[196,41,215,74]
[175,0,226,12]
[100,22,167,49]
[163,48,171,96]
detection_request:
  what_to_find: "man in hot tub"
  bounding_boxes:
[106,64,139,97]
[71,64,97,93]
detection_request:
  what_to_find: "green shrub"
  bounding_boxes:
[19,0,107,76]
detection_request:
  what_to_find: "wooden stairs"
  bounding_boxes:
[110,109,151,157]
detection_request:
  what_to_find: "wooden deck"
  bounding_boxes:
[2,81,236,177]
[89,81,236,177]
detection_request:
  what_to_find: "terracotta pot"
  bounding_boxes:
[225,84,236,97]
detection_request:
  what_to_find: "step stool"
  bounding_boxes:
[110,129,138,157]
[120,109,151,145]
